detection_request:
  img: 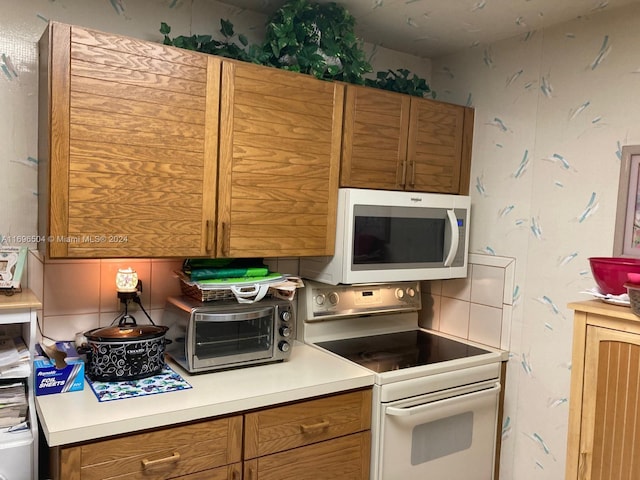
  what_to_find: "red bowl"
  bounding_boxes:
[589,257,640,295]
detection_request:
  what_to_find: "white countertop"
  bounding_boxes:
[36,342,375,447]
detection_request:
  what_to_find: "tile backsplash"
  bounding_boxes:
[26,252,301,342]
[419,253,515,350]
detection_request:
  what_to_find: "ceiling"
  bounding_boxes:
[220,0,640,58]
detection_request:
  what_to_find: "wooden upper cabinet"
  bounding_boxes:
[39,22,219,258]
[341,84,474,195]
[217,61,343,258]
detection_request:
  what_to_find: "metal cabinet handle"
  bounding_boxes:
[205,219,214,253]
[409,160,416,187]
[400,160,407,187]
[578,451,588,479]
[300,419,330,433]
[141,451,180,469]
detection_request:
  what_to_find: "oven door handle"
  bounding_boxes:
[443,208,460,267]
[385,382,501,417]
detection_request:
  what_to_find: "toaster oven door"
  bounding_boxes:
[189,306,275,370]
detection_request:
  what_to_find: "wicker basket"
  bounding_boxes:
[178,274,304,303]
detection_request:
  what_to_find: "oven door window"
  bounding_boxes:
[192,307,274,368]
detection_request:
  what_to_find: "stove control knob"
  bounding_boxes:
[328,292,339,305]
[407,287,416,298]
[315,294,326,306]
[395,288,405,299]
[278,341,291,353]
[281,310,292,322]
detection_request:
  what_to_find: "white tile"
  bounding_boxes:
[470,264,505,308]
[150,259,183,309]
[418,293,440,330]
[423,279,442,296]
[27,249,44,302]
[42,313,100,342]
[43,262,101,317]
[501,304,513,351]
[438,297,470,339]
[441,276,471,301]
[275,258,300,276]
[503,260,516,306]
[468,303,503,348]
[468,253,515,269]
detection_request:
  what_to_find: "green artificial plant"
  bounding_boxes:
[160,0,433,97]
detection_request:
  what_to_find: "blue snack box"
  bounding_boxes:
[34,342,85,395]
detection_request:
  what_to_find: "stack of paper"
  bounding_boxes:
[0,336,30,378]
[0,381,27,428]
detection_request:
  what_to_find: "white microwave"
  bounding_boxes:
[300,188,470,285]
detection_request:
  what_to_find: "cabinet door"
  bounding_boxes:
[340,85,410,190]
[42,22,219,257]
[54,416,242,480]
[578,325,640,479]
[218,61,343,258]
[406,97,472,194]
[244,431,370,480]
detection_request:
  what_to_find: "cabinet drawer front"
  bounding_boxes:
[245,431,370,480]
[245,389,371,458]
[69,416,241,479]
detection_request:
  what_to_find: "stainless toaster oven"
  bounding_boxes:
[162,296,295,373]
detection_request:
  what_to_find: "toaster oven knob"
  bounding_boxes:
[281,310,292,322]
[279,326,291,337]
[278,341,291,353]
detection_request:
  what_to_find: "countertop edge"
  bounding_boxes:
[36,343,376,447]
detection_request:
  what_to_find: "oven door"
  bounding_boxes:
[189,306,275,371]
[377,379,500,480]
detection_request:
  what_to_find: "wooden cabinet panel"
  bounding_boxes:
[566,302,640,480]
[578,326,640,479]
[218,61,343,258]
[54,416,242,480]
[40,22,219,258]
[244,432,370,480]
[341,84,474,194]
[244,389,371,459]
[341,86,410,190]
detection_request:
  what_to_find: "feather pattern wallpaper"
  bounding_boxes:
[433,3,640,478]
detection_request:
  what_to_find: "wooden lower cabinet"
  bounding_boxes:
[244,389,372,480]
[243,432,370,480]
[51,416,242,480]
[566,301,640,479]
[49,389,371,480]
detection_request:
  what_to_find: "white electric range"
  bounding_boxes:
[297,280,503,480]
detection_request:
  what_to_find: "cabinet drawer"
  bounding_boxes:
[60,416,242,480]
[244,431,370,480]
[244,389,371,458]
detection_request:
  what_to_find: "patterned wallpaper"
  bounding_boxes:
[432,3,640,479]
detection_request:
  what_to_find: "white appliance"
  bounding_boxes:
[299,188,470,285]
[298,280,503,480]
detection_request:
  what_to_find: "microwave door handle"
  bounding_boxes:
[443,209,460,267]
[385,383,501,417]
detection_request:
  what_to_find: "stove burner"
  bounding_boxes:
[316,330,490,374]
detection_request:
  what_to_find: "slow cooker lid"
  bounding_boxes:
[85,324,167,342]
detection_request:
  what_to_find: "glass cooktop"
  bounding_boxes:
[315,330,491,373]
